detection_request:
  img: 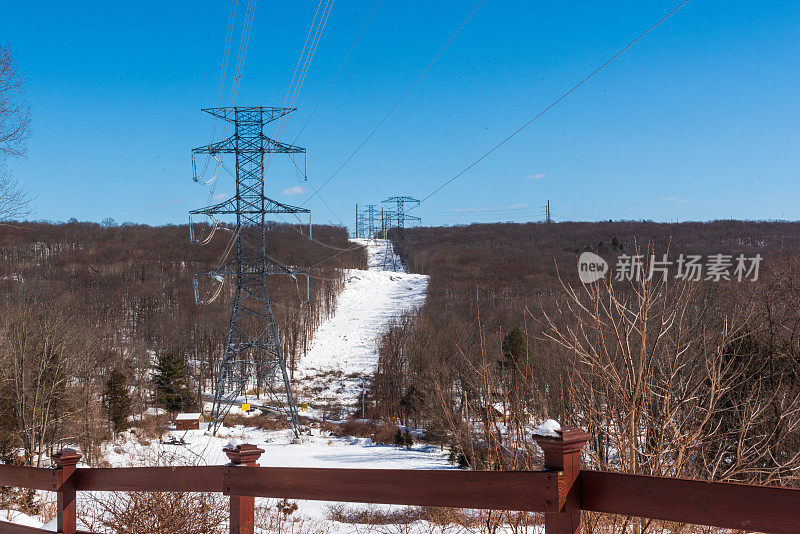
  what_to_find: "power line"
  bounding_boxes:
[302,0,485,205]
[266,0,334,175]
[197,0,239,180]
[417,0,691,205]
[292,0,382,144]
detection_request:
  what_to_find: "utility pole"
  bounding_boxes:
[189,106,307,437]
[546,200,552,223]
[355,204,359,238]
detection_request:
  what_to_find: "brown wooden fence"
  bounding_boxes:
[0,428,797,534]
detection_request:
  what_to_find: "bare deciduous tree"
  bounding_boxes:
[0,47,29,158]
[0,47,30,221]
[544,247,800,487]
[0,305,89,466]
[0,167,30,221]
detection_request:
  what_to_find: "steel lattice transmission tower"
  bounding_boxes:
[189,106,309,436]
[355,204,368,238]
[355,204,379,239]
[381,196,421,240]
[364,204,379,239]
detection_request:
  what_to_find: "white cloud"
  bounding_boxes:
[529,173,546,179]
[283,186,305,196]
[213,193,227,201]
[660,195,692,203]
[508,203,526,209]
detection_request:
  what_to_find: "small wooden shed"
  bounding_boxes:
[175,412,203,431]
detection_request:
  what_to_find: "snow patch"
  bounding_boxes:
[533,419,561,438]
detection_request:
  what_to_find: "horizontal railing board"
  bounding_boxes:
[225,467,560,512]
[4,462,800,532]
[0,519,94,534]
[74,466,228,493]
[0,466,57,491]
[0,521,49,534]
[580,470,800,534]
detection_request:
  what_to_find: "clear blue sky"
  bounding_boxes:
[2,1,799,228]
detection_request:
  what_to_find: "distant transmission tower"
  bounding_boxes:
[381,209,394,239]
[364,204,379,239]
[355,204,369,238]
[189,106,309,436]
[381,196,421,240]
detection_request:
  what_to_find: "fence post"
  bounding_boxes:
[224,443,265,534]
[52,448,82,534]
[533,427,590,534]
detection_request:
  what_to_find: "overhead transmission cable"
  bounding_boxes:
[265,0,334,176]
[291,0,382,144]
[281,0,383,227]
[302,0,485,205]
[229,0,258,105]
[194,0,259,301]
[416,0,691,206]
[285,0,376,222]
[194,0,259,249]
[191,0,242,247]
[266,0,328,163]
[200,0,240,179]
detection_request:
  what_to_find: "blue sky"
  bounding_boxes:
[2,1,799,228]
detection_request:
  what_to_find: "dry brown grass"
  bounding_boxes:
[315,419,401,446]
[326,504,542,533]
[257,499,330,533]
[81,491,227,534]
[224,413,290,431]
[127,413,173,441]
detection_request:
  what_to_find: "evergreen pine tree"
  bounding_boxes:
[501,326,527,367]
[153,351,193,414]
[500,326,530,415]
[103,368,131,434]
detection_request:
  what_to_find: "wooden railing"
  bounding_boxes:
[0,428,798,534]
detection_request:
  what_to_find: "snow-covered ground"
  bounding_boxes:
[102,425,453,522]
[295,239,428,413]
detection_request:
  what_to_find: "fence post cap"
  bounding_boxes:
[533,427,591,452]
[52,449,82,468]
[224,443,265,466]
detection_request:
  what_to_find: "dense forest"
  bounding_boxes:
[0,221,365,466]
[372,221,800,498]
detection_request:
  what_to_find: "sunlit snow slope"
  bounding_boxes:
[295,239,428,411]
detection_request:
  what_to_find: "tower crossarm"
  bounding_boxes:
[192,137,237,154]
[192,135,305,155]
[201,106,296,124]
[260,135,305,154]
[195,257,305,279]
[191,195,310,216]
